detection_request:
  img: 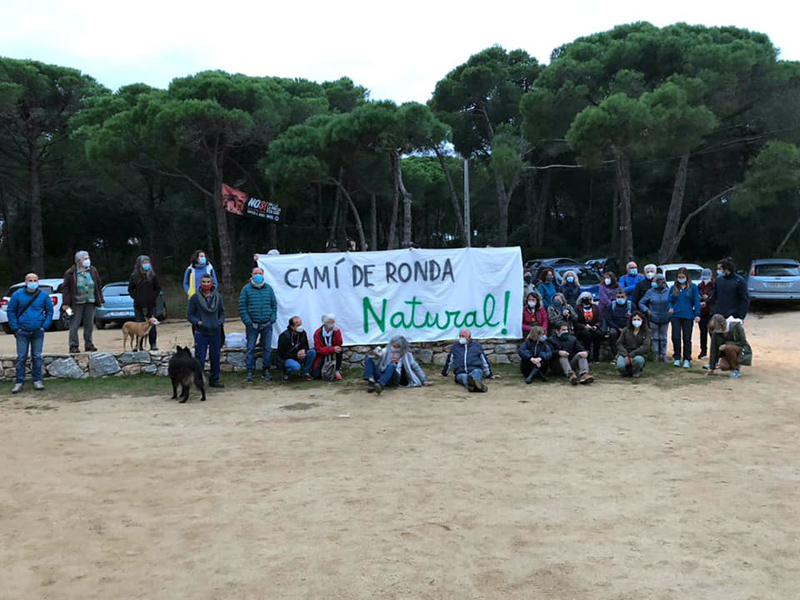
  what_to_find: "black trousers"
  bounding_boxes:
[698,315,710,355]
[134,306,157,348]
[577,328,604,361]
[671,317,694,361]
[520,358,550,378]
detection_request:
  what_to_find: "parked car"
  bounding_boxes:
[524,257,580,278]
[746,259,800,301]
[586,257,620,276]
[0,278,68,334]
[553,264,602,300]
[94,281,167,329]
[658,263,705,288]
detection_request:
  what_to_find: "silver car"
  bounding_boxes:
[747,259,800,301]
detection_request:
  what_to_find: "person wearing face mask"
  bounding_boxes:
[239,267,277,382]
[522,292,548,337]
[597,271,619,323]
[605,288,632,358]
[697,268,715,360]
[312,314,344,381]
[187,274,226,388]
[619,261,644,296]
[62,250,104,353]
[277,316,317,381]
[574,292,604,363]
[536,268,559,308]
[8,273,53,393]
[523,270,536,296]
[615,311,652,378]
[638,273,671,362]
[365,335,431,394]
[706,314,752,379]
[517,325,553,384]
[561,270,581,307]
[668,267,701,368]
[183,249,219,299]
[632,264,658,309]
[546,293,578,335]
[441,329,493,392]
[547,321,594,385]
[128,255,161,351]
[707,257,749,320]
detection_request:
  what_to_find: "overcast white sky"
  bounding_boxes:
[1,1,797,103]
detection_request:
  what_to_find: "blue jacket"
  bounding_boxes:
[187,290,226,334]
[238,282,277,326]
[668,283,701,319]
[517,338,553,363]
[708,273,749,319]
[619,273,644,295]
[605,300,632,330]
[536,281,559,308]
[183,263,219,294]
[8,288,53,333]
[441,340,492,378]
[639,286,671,325]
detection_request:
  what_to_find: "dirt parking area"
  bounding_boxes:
[1,311,798,599]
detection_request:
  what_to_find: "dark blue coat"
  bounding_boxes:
[517,338,553,363]
[441,340,492,377]
[708,273,749,319]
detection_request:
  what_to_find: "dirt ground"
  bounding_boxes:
[1,310,799,599]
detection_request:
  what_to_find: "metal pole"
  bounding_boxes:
[464,158,471,247]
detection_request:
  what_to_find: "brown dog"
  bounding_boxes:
[122,317,159,351]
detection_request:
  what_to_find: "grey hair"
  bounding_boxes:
[321,313,336,324]
[644,263,657,272]
[388,335,409,355]
[578,291,593,303]
[74,250,89,264]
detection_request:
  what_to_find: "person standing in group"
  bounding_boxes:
[277,317,317,381]
[605,288,632,358]
[574,292,604,363]
[708,257,749,320]
[522,292,548,338]
[547,293,577,335]
[639,273,671,363]
[697,268,715,360]
[62,250,104,354]
[536,268,559,308]
[668,267,701,368]
[548,321,594,385]
[619,262,644,297]
[186,274,226,388]
[523,269,536,297]
[706,314,752,379]
[597,272,620,322]
[441,329,493,392]
[517,325,553,384]
[239,266,277,382]
[128,255,161,351]
[632,264,657,309]
[561,270,581,307]
[183,250,218,298]
[8,273,53,393]
[615,311,652,379]
[312,314,344,381]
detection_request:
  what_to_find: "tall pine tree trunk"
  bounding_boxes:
[29,143,45,275]
[370,191,378,251]
[658,152,690,263]
[211,159,233,293]
[391,149,414,247]
[338,184,367,251]
[534,171,551,247]
[433,146,468,244]
[776,212,800,255]
[387,152,401,250]
[615,153,634,264]
[495,172,510,247]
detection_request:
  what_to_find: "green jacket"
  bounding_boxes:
[617,326,652,358]
[238,282,277,327]
[710,321,752,367]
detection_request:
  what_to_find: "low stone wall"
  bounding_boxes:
[0,339,523,380]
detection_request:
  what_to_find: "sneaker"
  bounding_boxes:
[632,372,641,379]
[374,382,383,395]
[303,373,312,381]
[282,371,290,382]
[262,370,272,381]
[673,360,681,367]
[11,383,23,394]
[579,373,594,385]
[209,381,225,388]
[367,381,375,393]
[150,346,159,352]
[33,381,44,391]
[334,371,343,381]
[569,373,579,386]
[683,360,691,369]
[730,370,742,379]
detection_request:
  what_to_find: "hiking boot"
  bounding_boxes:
[474,378,488,393]
[579,373,594,385]
[282,371,290,382]
[569,373,579,386]
[525,371,536,384]
[245,372,254,382]
[69,346,79,354]
[209,381,225,388]
[33,381,44,391]
[367,380,375,393]
[262,370,272,381]
[374,382,383,395]
[85,344,98,352]
[11,383,23,394]
[466,374,478,392]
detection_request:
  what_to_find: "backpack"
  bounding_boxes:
[320,354,337,381]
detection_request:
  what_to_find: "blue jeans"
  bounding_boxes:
[363,356,401,387]
[455,368,484,389]
[15,330,44,383]
[245,323,272,373]
[650,322,669,359]
[195,329,222,383]
[616,355,646,375]
[284,349,317,376]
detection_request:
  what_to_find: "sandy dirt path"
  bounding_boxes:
[1,310,798,599]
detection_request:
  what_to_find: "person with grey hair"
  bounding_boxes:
[61,250,104,353]
[638,272,671,362]
[128,255,161,350]
[312,313,344,380]
[632,263,658,309]
[363,335,432,394]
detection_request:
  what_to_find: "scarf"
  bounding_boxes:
[321,327,334,346]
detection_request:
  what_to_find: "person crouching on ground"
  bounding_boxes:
[706,314,752,379]
[8,273,53,394]
[548,321,594,385]
[440,328,493,392]
[363,335,432,394]
[312,314,343,381]
[615,311,652,379]
[277,316,316,381]
[517,325,553,384]
[186,274,226,388]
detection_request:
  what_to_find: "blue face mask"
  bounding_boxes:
[566,276,575,284]
[252,274,264,284]
[716,269,724,277]
[651,282,658,289]
[198,256,207,266]
[142,263,151,271]
[26,281,39,292]
[616,297,626,305]
[629,268,638,276]
[546,275,553,282]
[553,300,563,308]
[540,335,547,342]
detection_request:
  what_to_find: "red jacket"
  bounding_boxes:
[522,306,549,336]
[312,326,343,371]
[698,280,715,318]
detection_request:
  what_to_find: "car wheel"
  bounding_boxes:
[2,322,11,335]
[56,311,70,331]
[95,320,106,330]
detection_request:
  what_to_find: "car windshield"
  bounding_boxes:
[557,267,601,285]
[754,264,800,277]
[104,285,130,296]
[664,268,703,282]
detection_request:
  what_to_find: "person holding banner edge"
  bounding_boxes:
[239,266,277,382]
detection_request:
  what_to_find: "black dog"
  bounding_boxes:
[168,346,206,403]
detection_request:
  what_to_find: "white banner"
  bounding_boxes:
[257,247,523,346]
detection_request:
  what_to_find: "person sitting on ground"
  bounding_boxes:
[441,328,493,393]
[522,292,548,338]
[276,316,317,381]
[561,270,581,307]
[311,313,343,381]
[615,311,652,379]
[547,321,594,385]
[547,293,578,335]
[186,274,226,388]
[597,271,620,322]
[363,335,431,394]
[633,263,657,309]
[639,273,671,363]
[536,268,559,308]
[619,261,644,296]
[517,325,553,384]
[605,288,632,358]
[706,314,752,379]
[574,292,604,363]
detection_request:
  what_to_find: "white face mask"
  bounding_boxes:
[82,259,91,268]
[527,301,536,308]
[632,319,643,328]
[295,326,304,333]
[323,323,334,332]
[604,278,611,286]
[458,337,467,345]
[646,272,655,280]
